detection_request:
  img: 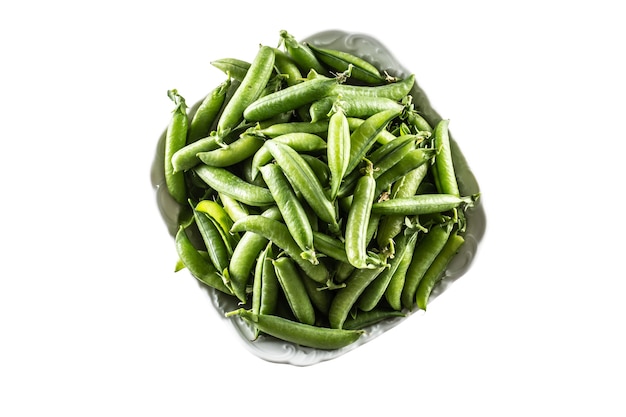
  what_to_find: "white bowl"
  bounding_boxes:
[151,30,486,366]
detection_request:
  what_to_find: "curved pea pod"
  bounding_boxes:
[175,225,231,295]
[273,257,316,325]
[305,42,387,85]
[346,108,403,176]
[345,168,381,269]
[193,165,274,207]
[279,30,328,76]
[210,58,251,81]
[188,77,231,142]
[171,135,223,173]
[332,74,415,101]
[416,231,465,310]
[195,199,238,248]
[230,215,330,284]
[191,202,231,275]
[342,309,405,331]
[216,45,275,137]
[432,119,460,197]
[401,222,453,309]
[371,194,478,216]
[226,309,364,350]
[250,132,327,180]
[164,89,189,205]
[260,163,317,264]
[197,133,264,167]
[326,103,351,200]
[265,141,339,232]
[228,207,282,303]
[273,47,303,87]
[243,76,338,122]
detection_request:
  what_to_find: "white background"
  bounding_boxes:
[1,1,624,415]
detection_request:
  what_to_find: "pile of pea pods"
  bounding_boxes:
[163,30,479,350]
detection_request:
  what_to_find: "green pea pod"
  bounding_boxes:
[372,138,418,179]
[254,120,329,138]
[327,102,351,200]
[346,108,402,176]
[401,222,454,309]
[230,215,330,284]
[197,133,264,167]
[384,231,420,311]
[175,225,231,295]
[228,207,282,303]
[371,194,477,216]
[191,204,231,274]
[164,89,189,205]
[328,262,388,329]
[347,117,397,145]
[243,77,337,122]
[273,48,303,87]
[342,309,406,331]
[432,119,460,197]
[250,132,327,180]
[301,275,333,317]
[259,244,279,316]
[345,166,381,269]
[195,199,238,249]
[279,30,328,76]
[359,231,417,311]
[265,141,338,232]
[194,165,274,207]
[260,163,317,264]
[210,58,251,81]
[305,42,387,85]
[273,257,316,326]
[406,111,433,134]
[416,231,465,310]
[332,74,415,101]
[188,77,231,142]
[171,135,223,173]
[374,148,436,196]
[311,96,404,122]
[216,46,275,137]
[300,154,331,188]
[226,309,363,350]
[218,192,249,223]
[312,231,350,264]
